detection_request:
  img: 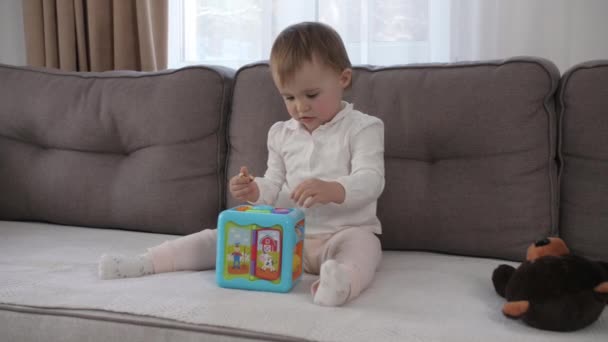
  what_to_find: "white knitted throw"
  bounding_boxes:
[1,221,606,342]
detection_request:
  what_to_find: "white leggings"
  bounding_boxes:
[148,227,382,300]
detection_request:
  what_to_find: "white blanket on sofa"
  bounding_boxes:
[0,221,606,342]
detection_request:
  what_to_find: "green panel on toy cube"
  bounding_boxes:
[216,205,305,292]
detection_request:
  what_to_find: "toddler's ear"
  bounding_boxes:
[340,68,352,88]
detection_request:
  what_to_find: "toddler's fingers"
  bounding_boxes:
[233,187,251,199]
[303,195,317,208]
[291,190,300,203]
[291,184,305,201]
[238,166,254,181]
[237,173,254,182]
[297,189,314,207]
[231,182,251,192]
[229,175,240,186]
[233,176,253,185]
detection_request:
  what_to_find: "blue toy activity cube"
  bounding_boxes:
[216,205,305,293]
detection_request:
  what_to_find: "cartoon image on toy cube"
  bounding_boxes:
[216,205,305,293]
[292,220,304,281]
[252,228,281,280]
[226,228,251,275]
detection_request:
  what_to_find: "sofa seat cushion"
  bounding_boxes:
[0,64,233,235]
[1,221,605,342]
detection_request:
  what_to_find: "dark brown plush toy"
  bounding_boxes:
[492,237,608,331]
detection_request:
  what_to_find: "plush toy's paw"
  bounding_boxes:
[595,282,608,294]
[503,300,530,318]
[98,254,154,280]
[492,264,516,298]
[595,281,608,303]
[312,260,351,307]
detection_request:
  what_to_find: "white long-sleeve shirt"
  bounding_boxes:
[254,101,385,235]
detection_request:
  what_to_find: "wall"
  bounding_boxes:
[0,1,26,66]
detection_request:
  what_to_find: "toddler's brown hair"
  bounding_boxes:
[270,22,351,86]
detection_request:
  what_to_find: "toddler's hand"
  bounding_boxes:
[229,166,260,203]
[291,179,345,208]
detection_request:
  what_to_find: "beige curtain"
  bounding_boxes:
[22,0,167,71]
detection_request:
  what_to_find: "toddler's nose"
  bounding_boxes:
[296,101,310,113]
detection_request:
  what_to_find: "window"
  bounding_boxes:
[168,0,450,69]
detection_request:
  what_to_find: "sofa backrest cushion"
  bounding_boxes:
[558,60,608,261]
[0,64,233,235]
[228,58,559,260]
[226,64,285,209]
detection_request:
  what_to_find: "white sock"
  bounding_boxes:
[98,253,154,280]
[313,260,352,307]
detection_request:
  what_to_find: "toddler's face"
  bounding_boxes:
[273,59,351,133]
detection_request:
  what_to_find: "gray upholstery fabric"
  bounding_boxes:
[0,305,303,342]
[0,64,234,235]
[226,63,285,207]
[558,60,608,260]
[228,58,560,260]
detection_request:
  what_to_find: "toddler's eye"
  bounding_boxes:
[306,93,319,99]
[284,96,294,101]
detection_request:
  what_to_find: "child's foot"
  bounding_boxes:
[313,260,351,306]
[98,254,154,279]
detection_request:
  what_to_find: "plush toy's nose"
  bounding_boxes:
[535,238,551,247]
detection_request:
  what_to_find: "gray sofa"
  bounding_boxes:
[0,57,606,342]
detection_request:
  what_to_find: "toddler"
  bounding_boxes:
[99,21,385,307]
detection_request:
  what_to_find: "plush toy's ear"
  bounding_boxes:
[526,237,570,261]
[492,264,516,298]
[503,301,529,318]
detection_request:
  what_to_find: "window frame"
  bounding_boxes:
[168,0,450,69]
